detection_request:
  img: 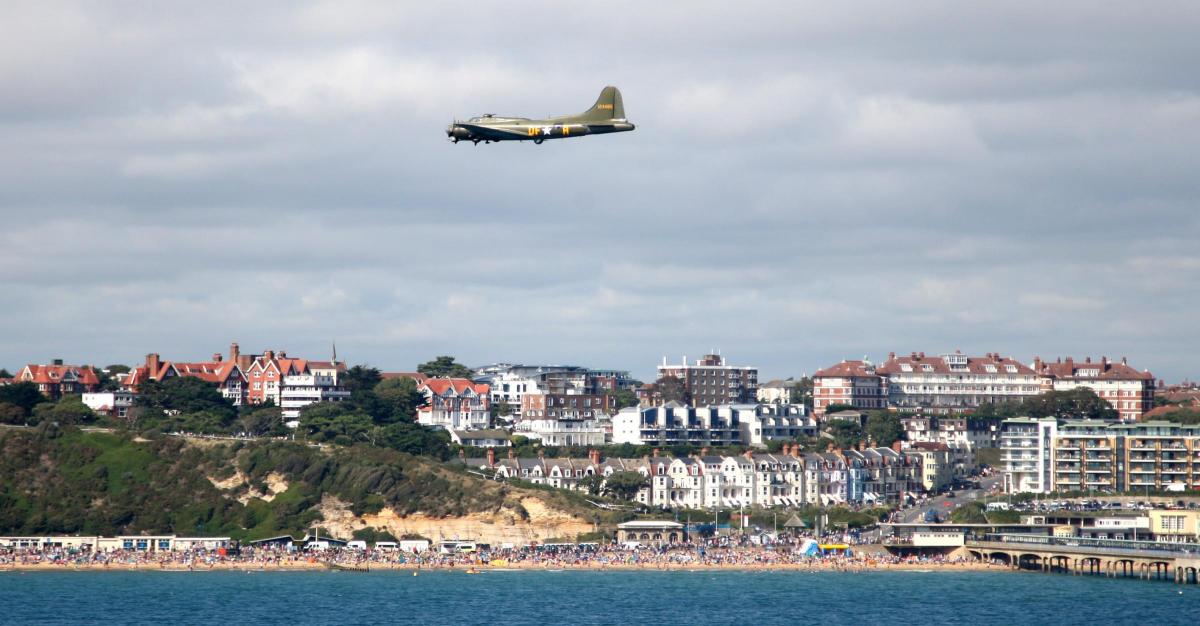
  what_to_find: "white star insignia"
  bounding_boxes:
[542,126,553,135]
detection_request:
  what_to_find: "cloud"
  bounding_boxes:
[1,1,1199,381]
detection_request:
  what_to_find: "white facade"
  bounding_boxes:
[82,391,136,418]
[517,417,607,446]
[1000,418,1058,493]
[281,373,352,421]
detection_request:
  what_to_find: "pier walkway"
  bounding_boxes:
[966,534,1200,584]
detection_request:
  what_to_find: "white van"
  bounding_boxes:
[346,540,368,550]
[304,541,331,551]
[374,541,398,552]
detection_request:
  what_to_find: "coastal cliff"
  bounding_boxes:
[0,425,604,543]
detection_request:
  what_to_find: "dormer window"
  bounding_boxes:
[921,364,933,372]
[1005,365,1018,373]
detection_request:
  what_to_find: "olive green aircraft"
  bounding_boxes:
[446,86,634,145]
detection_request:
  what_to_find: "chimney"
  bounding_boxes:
[537,449,544,460]
[486,448,496,467]
[230,342,240,362]
[1085,356,1091,364]
[826,443,835,452]
[213,353,223,362]
[589,449,602,466]
[858,441,866,451]
[652,448,661,458]
[278,350,287,359]
[700,447,709,457]
[507,448,515,459]
[264,350,275,361]
[52,358,64,366]
[919,352,925,358]
[1034,357,1042,371]
[1122,356,1128,365]
[458,448,465,459]
[888,352,895,360]
[146,353,161,375]
[743,449,754,460]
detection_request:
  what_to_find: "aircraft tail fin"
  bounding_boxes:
[577,86,625,121]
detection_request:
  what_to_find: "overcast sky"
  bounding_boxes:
[2,2,1198,382]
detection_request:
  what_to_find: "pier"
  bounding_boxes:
[965,534,1200,584]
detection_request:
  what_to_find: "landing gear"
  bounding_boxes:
[472,139,481,145]
[534,138,543,145]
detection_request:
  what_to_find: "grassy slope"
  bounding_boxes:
[0,427,616,540]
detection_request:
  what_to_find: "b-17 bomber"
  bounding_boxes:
[446,86,634,145]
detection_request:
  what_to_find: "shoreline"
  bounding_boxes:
[1,560,1008,574]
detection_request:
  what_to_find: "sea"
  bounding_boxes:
[1,570,1195,625]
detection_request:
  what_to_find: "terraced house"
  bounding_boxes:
[16,360,100,399]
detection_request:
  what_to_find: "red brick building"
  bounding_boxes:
[15,361,100,399]
[1034,356,1155,421]
[812,360,887,417]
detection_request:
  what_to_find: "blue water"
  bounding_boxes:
[0,570,1195,625]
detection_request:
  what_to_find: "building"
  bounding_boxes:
[612,403,744,447]
[123,349,247,406]
[902,415,999,450]
[462,445,922,509]
[743,404,816,446]
[449,429,511,448]
[81,391,135,419]
[655,353,758,406]
[473,364,635,416]
[617,520,685,545]
[1000,418,1059,493]
[1034,356,1155,421]
[1004,418,1200,494]
[279,371,352,422]
[812,360,886,416]
[1149,510,1200,543]
[876,351,1041,414]
[15,361,100,399]
[417,378,491,430]
[756,378,796,404]
[904,442,954,492]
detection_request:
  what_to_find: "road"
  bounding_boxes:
[894,474,1003,524]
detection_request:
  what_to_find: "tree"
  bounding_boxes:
[605,388,639,410]
[603,471,648,500]
[654,375,691,405]
[823,403,856,414]
[136,377,236,417]
[790,377,813,408]
[373,377,424,424]
[98,365,130,392]
[30,396,94,426]
[379,422,451,460]
[0,368,12,378]
[341,365,383,394]
[577,474,604,496]
[417,356,473,379]
[240,406,284,437]
[0,382,46,416]
[1024,388,1118,420]
[864,411,903,447]
[0,402,27,424]
[824,421,865,450]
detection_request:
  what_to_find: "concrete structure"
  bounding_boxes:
[280,372,352,422]
[1149,510,1200,542]
[655,353,758,406]
[905,442,953,492]
[964,535,1200,584]
[1035,356,1155,421]
[612,402,744,447]
[756,378,795,404]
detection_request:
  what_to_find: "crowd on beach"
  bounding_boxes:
[1,539,994,572]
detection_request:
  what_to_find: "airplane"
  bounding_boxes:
[446,86,634,145]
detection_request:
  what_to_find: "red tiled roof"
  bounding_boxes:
[172,362,245,383]
[19,364,100,386]
[1036,357,1153,381]
[876,352,1036,376]
[813,360,879,378]
[421,378,489,396]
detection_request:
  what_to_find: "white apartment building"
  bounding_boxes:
[280,373,352,422]
[878,351,1041,413]
[1000,418,1059,493]
[515,417,607,447]
[612,403,813,448]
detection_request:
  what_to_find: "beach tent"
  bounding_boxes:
[783,514,808,531]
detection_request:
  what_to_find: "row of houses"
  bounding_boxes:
[0,535,231,552]
[461,443,954,509]
[1001,418,1200,493]
[814,351,1156,421]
